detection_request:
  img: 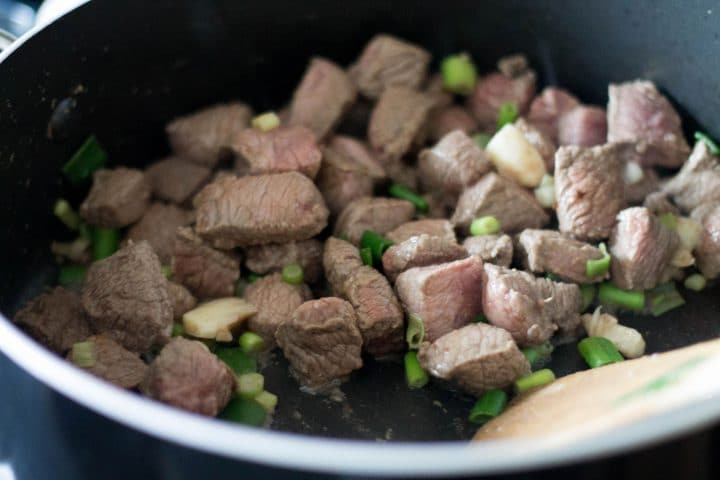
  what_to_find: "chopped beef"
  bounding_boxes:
[643,192,680,216]
[609,207,680,290]
[244,239,324,284]
[607,80,690,168]
[497,54,529,78]
[14,287,90,354]
[382,234,468,281]
[467,70,536,131]
[334,197,415,245]
[79,168,151,228]
[244,273,313,347]
[276,297,363,389]
[194,172,329,248]
[516,229,608,283]
[527,87,581,141]
[171,227,241,299]
[557,106,607,147]
[424,192,457,219]
[125,203,194,264]
[555,144,624,241]
[395,256,485,343]
[418,323,530,396]
[349,34,431,99]
[427,106,479,142]
[386,219,457,244]
[451,173,549,233]
[166,280,197,321]
[691,203,720,279]
[663,140,720,212]
[141,337,235,416]
[166,102,252,167]
[515,118,557,170]
[463,234,514,267]
[385,160,420,190]
[424,73,453,109]
[482,263,583,346]
[69,334,148,389]
[418,130,492,194]
[625,168,660,205]
[82,241,172,353]
[232,126,322,179]
[323,236,364,292]
[145,156,212,205]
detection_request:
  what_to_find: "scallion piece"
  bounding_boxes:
[440,53,477,95]
[237,373,265,399]
[598,282,645,311]
[70,341,95,368]
[580,284,596,311]
[473,313,488,323]
[246,272,262,284]
[406,313,425,350]
[215,346,257,375]
[515,368,555,394]
[472,133,491,149]
[389,184,429,213]
[470,216,501,236]
[522,342,554,369]
[695,131,720,155]
[658,212,677,230]
[281,263,304,285]
[255,391,278,413]
[92,227,119,260]
[239,332,265,354]
[496,102,518,129]
[684,273,707,292]
[58,265,87,287]
[53,199,81,230]
[648,282,685,317]
[578,336,624,368]
[251,111,280,132]
[161,265,172,279]
[171,323,185,337]
[586,242,611,278]
[468,389,508,425]
[360,230,394,263]
[220,397,266,426]
[404,351,429,389]
[62,135,107,184]
[360,247,374,267]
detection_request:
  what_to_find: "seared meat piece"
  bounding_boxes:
[463,234,514,267]
[497,54,529,78]
[145,156,211,205]
[82,241,172,353]
[624,168,660,205]
[166,102,252,167]
[382,234,468,281]
[385,160,420,190]
[663,141,720,212]
[482,263,583,346]
[424,73,453,109]
[451,173,549,233]
[349,34,431,99]
[334,197,415,245]
[555,144,624,241]
[418,323,530,396]
[323,237,364,292]
[125,203,194,264]
[69,334,148,389]
[609,207,680,290]
[80,168,151,228]
[166,281,197,321]
[141,337,235,416]
[517,229,608,283]
[14,287,90,354]
[171,227,241,299]
[288,57,357,139]
[244,273,313,347]
[386,219,457,244]
[643,192,680,216]
[418,130,492,194]
[232,126,322,179]
[557,106,607,147]
[607,80,690,168]
[515,118,557,170]
[691,203,720,279]
[527,87,580,141]
[467,71,536,131]
[395,256,485,343]
[427,106,479,142]
[194,172,329,249]
[276,297,363,389]
[244,239,324,284]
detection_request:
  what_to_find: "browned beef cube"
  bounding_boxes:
[82,241,173,353]
[232,126,322,179]
[323,237,364,292]
[386,219,457,244]
[80,168,151,228]
[334,197,415,245]
[349,34,431,99]
[385,160,420,190]
[607,80,690,168]
[517,229,608,283]
[423,73,453,109]
[418,130,492,195]
[466,71,536,131]
[244,239,323,284]
[166,102,252,167]
[14,287,90,354]
[515,118,557,170]
[643,192,680,216]
[451,173,549,233]
[194,173,329,248]
[125,203,194,264]
[663,141,720,212]
[145,156,211,205]
[141,337,235,416]
[609,207,680,290]
[527,87,581,141]
[497,54,530,78]
[382,234,468,281]
[427,106,479,142]
[463,234,514,267]
[244,273,313,348]
[68,334,148,389]
[171,227,240,299]
[557,106,607,147]
[555,144,624,241]
[395,256,484,343]
[166,280,197,321]
[424,192,457,219]
[624,168,660,205]
[482,264,583,346]
[691,203,720,279]
[276,297,363,390]
[418,323,530,396]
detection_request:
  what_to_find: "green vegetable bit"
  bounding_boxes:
[598,282,645,311]
[281,263,304,285]
[658,212,677,230]
[388,184,429,213]
[440,53,477,95]
[360,247,374,267]
[215,346,257,375]
[93,227,119,260]
[70,341,95,368]
[251,111,280,132]
[578,336,624,369]
[404,351,429,389]
[586,242,611,278]
[255,391,278,413]
[580,284,596,312]
[473,313,488,323]
[522,342,554,369]
[515,368,555,394]
[58,265,87,287]
[470,216,501,236]
[53,199,81,230]
[220,397,267,427]
[171,323,185,337]
[648,282,685,317]
[694,131,720,155]
[684,273,707,292]
[406,313,425,350]
[239,332,266,354]
[237,373,265,399]
[161,265,172,279]
[468,389,508,425]
[472,133,491,149]
[62,135,107,184]
[246,272,262,284]
[360,230,394,263]
[496,102,518,129]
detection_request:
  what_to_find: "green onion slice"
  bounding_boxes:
[360,247,374,267]
[237,373,265,399]
[578,336,624,368]
[63,135,107,184]
[281,263,304,285]
[53,199,81,230]
[360,230,394,263]
[71,341,95,368]
[515,369,555,394]
[220,397,266,426]
[246,272,262,284]
[473,313,488,323]
[598,282,645,311]
[388,184,429,213]
[496,102,518,129]
[215,346,257,375]
[470,216,501,236]
[406,314,425,350]
[684,273,707,292]
[255,391,278,413]
[58,265,87,287]
[695,131,720,155]
[404,351,429,389]
[440,53,477,95]
[647,282,685,317]
[580,283,596,312]
[251,112,280,132]
[586,242,611,278]
[468,389,508,425]
[522,342,554,369]
[92,227,119,260]
[239,332,266,354]
[658,212,678,230]
[472,133,491,149]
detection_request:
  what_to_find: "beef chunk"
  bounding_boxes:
[418,323,530,396]
[69,334,148,389]
[424,73,453,109]
[166,281,197,321]
[395,256,484,343]
[244,239,323,284]
[14,287,90,354]
[643,192,680,216]
[625,168,660,205]
[557,106,607,147]
[288,57,357,139]
[323,236,364,289]
[482,263,583,346]
[527,87,581,141]
[334,197,415,245]
[451,173,549,233]
[555,144,624,241]
[463,234,513,267]
[145,156,211,205]
[691,203,720,279]
[385,160,420,190]
[171,227,241,299]
[232,126,322,179]
[497,54,529,78]
[386,219,457,244]
[382,234,468,281]
[515,118,557,170]
[166,102,252,167]
[663,141,720,212]
[467,71,536,131]
[418,130,492,195]
[427,106,479,142]
[609,207,680,290]
[141,337,235,416]
[80,168,151,228]
[244,273,313,347]
[82,241,172,353]
[125,203,194,264]
[607,80,690,168]
[194,172,329,248]
[517,229,608,283]
[349,34,431,99]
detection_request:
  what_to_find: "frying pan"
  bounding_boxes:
[0,0,719,477]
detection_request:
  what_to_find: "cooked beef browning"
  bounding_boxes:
[527,87,580,141]
[80,168,151,228]
[382,234,468,281]
[557,106,607,147]
[643,192,680,216]
[463,234,514,267]
[690,203,720,279]
[125,203,194,264]
[625,168,660,205]
[418,130,492,194]
[386,219,457,244]
[145,156,212,205]
[166,281,198,321]
[323,237,365,294]
[467,71,536,131]
[515,118,557,170]
[334,197,415,245]
[70,334,148,389]
[244,239,324,284]
[663,141,720,212]
[427,106,479,142]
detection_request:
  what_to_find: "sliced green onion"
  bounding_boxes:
[580,284,596,311]
[360,230,394,263]
[496,102,518,129]
[578,336,624,368]
[246,272,262,284]
[404,351,429,389]
[389,184,429,213]
[586,242,611,278]
[440,53,477,95]
[70,341,95,368]
[648,282,685,317]
[220,397,266,426]
[255,391,278,414]
[239,332,266,354]
[406,314,425,350]
[281,263,304,285]
[473,313,488,323]
[545,272,560,281]
[658,212,677,230]
[92,227,119,260]
[470,216,501,236]
[171,323,185,337]
[360,247,374,267]
[58,265,87,287]
[472,133,491,149]
[215,346,257,375]
[684,273,707,292]
[694,131,720,155]
[515,368,555,394]
[468,389,508,425]
[251,111,280,132]
[161,265,172,279]
[598,282,645,311]
[53,199,81,230]
[62,135,107,184]
[522,342,554,369]
[237,373,265,399]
